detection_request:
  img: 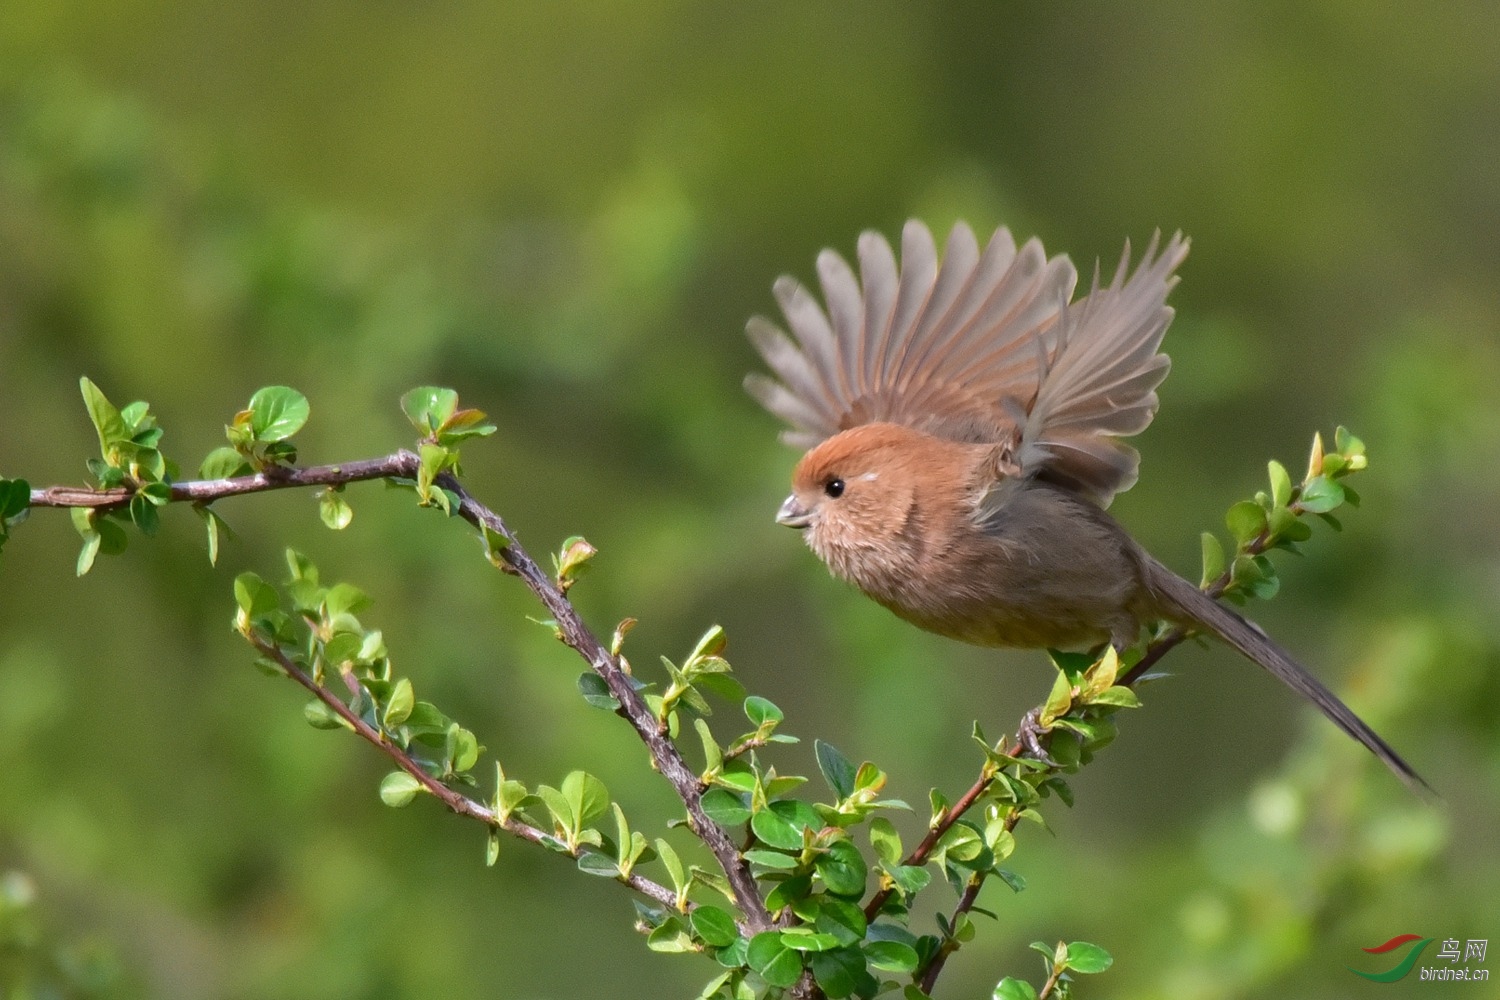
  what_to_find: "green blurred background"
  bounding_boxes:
[1,3,1497,998]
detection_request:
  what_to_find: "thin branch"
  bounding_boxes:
[245,631,680,910]
[436,472,773,931]
[27,454,773,932]
[29,453,415,509]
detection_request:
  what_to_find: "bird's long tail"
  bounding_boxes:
[1144,559,1430,795]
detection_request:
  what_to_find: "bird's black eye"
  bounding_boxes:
[824,478,845,499]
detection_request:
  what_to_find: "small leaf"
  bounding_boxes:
[815,838,868,898]
[700,788,752,826]
[691,905,739,948]
[864,940,919,973]
[1087,686,1142,708]
[401,386,459,436]
[815,740,857,799]
[744,696,783,728]
[1267,460,1292,508]
[577,672,621,711]
[303,699,344,730]
[1064,941,1113,974]
[199,446,248,479]
[379,771,424,808]
[746,932,803,988]
[233,572,279,617]
[247,386,310,442]
[1298,475,1345,513]
[561,771,610,826]
[319,489,353,530]
[1199,531,1225,586]
[869,817,902,866]
[576,852,621,878]
[750,808,803,851]
[79,377,127,456]
[1225,500,1267,545]
[992,978,1039,1000]
[383,678,414,726]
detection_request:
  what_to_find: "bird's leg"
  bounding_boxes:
[1014,706,1057,766]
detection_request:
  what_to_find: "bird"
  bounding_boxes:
[743,218,1426,793]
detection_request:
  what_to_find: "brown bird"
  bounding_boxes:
[745,219,1425,792]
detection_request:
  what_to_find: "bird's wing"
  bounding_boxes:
[745,219,1188,507]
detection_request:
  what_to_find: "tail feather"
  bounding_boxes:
[1145,560,1431,796]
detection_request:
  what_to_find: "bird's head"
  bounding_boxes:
[778,423,958,572]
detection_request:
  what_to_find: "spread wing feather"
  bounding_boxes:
[745,219,1189,506]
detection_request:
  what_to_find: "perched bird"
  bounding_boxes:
[745,219,1425,792]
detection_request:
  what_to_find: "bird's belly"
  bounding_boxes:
[878,595,1113,650]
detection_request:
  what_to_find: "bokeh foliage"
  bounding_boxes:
[0,4,1497,998]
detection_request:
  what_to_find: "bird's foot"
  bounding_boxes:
[1015,707,1057,767]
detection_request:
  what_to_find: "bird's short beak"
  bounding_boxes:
[776,494,812,529]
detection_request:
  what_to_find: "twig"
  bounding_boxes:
[28,453,773,932]
[245,631,680,910]
[436,472,772,931]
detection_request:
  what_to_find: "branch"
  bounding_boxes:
[27,453,773,932]
[245,630,681,910]
[28,453,416,509]
[436,472,773,931]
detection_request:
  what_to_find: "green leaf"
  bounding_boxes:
[129,492,159,535]
[812,897,867,945]
[691,905,739,948]
[401,386,460,435]
[809,947,868,999]
[869,816,902,866]
[379,771,424,807]
[743,849,800,870]
[1298,475,1345,513]
[655,838,687,895]
[647,916,695,953]
[1267,460,1292,508]
[577,672,621,711]
[751,808,803,851]
[1040,667,1073,723]
[446,725,480,773]
[744,695,784,728]
[79,377,127,456]
[576,852,621,878]
[303,698,344,730]
[73,513,101,576]
[194,506,228,565]
[382,678,414,726]
[864,940,919,973]
[746,932,803,988]
[1225,500,1267,545]
[695,718,724,772]
[0,479,28,520]
[815,740,857,799]
[485,830,501,867]
[779,928,842,952]
[233,572,279,617]
[1199,531,1225,586]
[1064,941,1113,974]
[889,864,931,896]
[1087,686,1142,708]
[561,771,610,826]
[815,839,868,898]
[766,874,813,912]
[1335,425,1364,457]
[247,386,309,442]
[199,446,248,479]
[319,489,353,530]
[992,978,1039,1000]
[700,788,752,826]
